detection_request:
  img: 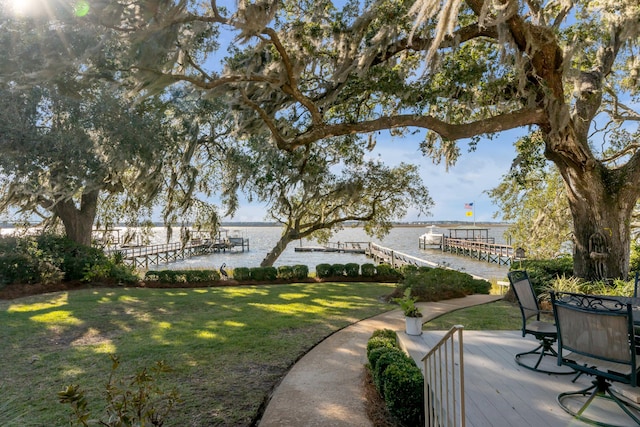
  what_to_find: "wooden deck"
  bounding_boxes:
[399,330,640,426]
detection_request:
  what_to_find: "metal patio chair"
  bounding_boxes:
[551,291,640,427]
[508,270,571,374]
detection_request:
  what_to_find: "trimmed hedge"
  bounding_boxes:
[366,330,424,426]
[361,263,376,277]
[345,263,360,277]
[401,267,491,301]
[233,267,251,281]
[144,269,221,283]
[292,264,309,280]
[316,263,332,278]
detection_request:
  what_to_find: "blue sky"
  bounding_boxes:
[226,129,523,223]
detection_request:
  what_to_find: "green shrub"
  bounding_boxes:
[0,253,40,286]
[366,336,397,359]
[145,270,160,281]
[401,267,491,302]
[292,264,309,280]
[233,267,251,281]
[249,267,277,281]
[186,270,220,282]
[0,233,133,286]
[361,263,376,277]
[370,329,397,341]
[316,263,332,278]
[332,263,346,276]
[372,348,412,394]
[382,363,424,426]
[277,265,294,280]
[376,264,401,280]
[514,257,574,294]
[345,263,360,277]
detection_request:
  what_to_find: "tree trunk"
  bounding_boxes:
[261,231,294,267]
[553,154,635,280]
[51,190,100,247]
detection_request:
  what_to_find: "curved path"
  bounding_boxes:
[258,294,503,426]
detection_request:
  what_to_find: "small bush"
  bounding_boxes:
[250,267,277,281]
[59,354,180,427]
[372,348,412,394]
[401,267,491,302]
[345,263,360,277]
[292,264,309,280]
[361,263,376,277]
[376,264,401,280]
[233,267,251,281]
[366,336,397,360]
[277,265,294,280]
[514,257,574,295]
[332,263,346,276]
[382,363,424,426]
[316,263,332,278]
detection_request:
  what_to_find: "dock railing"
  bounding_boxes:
[422,326,465,427]
[366,243,439,269]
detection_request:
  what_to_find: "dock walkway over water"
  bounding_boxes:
[418,226,521,266]
[294,241,367,254]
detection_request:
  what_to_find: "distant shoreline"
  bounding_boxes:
[0,221,511,229]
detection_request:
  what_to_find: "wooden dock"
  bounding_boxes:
[441,237,515,266]
[108,237,249,270]
[294,241,367,254]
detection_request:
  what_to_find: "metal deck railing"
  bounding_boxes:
[422,326,465,427]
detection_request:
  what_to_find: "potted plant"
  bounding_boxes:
[394,296,423,336]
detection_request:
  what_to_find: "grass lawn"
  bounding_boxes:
[423,300,522,331]
[0,282,396,426]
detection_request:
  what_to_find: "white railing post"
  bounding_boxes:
[422,325,465,427]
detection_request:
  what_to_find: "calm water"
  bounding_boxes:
[0,224,512,281]
[164,224,511,281]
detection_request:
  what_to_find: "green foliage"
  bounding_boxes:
[382,362,424,426]
[513,257,574,295]
[361,263,376,277]
[277,265,294,280]
[233,267,251,281]
[375,264,401,280]
[401,268,491,302]
[316,263,333,278]
[487,133,572,259]
[332,263,346,276]
[144,269,220,284]
[251,266,278,281]
[345,263,360,277]
[58,355,180,427]
[372,348,410,394]
[393,295,422,317]
[366,335,397,359]
[631,241,640,272]
[292,264,309,280]
[0,234,137,286]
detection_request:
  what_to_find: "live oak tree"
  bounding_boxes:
[0,4,219,246]
[0,84,177,246]
[23,0,640,279]
[98,0,640,278]
[222,134,433,266]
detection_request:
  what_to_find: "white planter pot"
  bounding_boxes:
[405,316,423,336]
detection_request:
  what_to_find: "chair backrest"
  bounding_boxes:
[634,271,639,298]
[551,291,637,386]
[508,270,540,325]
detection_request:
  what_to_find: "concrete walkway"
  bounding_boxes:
[258,294,503,426]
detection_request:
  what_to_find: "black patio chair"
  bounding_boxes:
[508,270,572,374]
[551,291,640,427]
